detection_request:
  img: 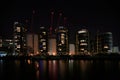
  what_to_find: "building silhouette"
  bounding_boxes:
[13,22,27,55]
[76,29,90,55]
[56,26,69,55]
[95,32,113,54]
[26,33,38,55]
[38,26,48,55]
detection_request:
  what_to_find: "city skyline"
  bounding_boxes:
[0,21,117,56]
[0,0,120,47]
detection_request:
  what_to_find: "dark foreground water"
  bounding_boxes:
[0,59,120,80]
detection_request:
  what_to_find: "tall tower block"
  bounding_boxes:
[48,11,57,55]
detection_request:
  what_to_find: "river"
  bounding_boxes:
[0,59,120,80]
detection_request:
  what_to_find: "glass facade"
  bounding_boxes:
[13,22,27,55]
[76,29,90,55]
[38,27,48,55]
[56,26,69,55]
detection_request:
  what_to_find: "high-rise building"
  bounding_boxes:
[95,32,113,54]
[38,27,48,55]
[69,44,75,55]
[96,31,102,54]
[56,26,69,55]
[101,32,113,53]
[26,33,38,55]
[48,34,56,55]
[13,22,27,55]
[76,29,90,55]
[47,11,57,56]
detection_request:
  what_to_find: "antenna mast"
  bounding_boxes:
[63,17,67,27]
[31,10,35,54]
[57,12,62,27]
[50,11,54,36]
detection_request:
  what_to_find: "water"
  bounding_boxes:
[0,59,120,80]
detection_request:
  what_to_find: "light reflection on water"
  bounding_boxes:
[0,59,120,80]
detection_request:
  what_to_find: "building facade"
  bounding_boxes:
[76,29,90,55]
[13,22,27,55]
[95,32,113,54]
[48,34,56,55]
[26,33,38,55]
[101,32,113,53]
[38,27,48,55]
[56,26,69,55]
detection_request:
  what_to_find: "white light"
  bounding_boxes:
[80,43,87,45]
[78,30,87,34]
[17,45,20,48]
[80,40,85,42]
[104,45,108,49]
[80,48,84,51]
[17,27,21,32]
[40,26,45,29]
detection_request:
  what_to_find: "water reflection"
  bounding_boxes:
[0,60,120,80]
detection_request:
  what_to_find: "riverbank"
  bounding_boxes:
[0,54,120,60]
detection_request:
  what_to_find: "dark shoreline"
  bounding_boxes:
[1,54,120,60]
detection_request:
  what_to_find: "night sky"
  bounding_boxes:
[0,0,120,47]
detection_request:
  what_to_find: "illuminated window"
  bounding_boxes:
[41,39,46,42]
[80,40,85,42]
[78,30,87,34]
[24,44,26,46]
[80,43,87,45]
[40,50,43,52]
[61,40,64,44]
[15,43,17,45]
[14,35,17,38]
[15,40,18,42]
[17,27,21,32]
[9,43,13,45]
[80,48,84,51]
[17,45,20,48]
[104,45,108,49]
[43,47,46,50]
[59,44,62,46]
[61,33,65,39]
[43,42,46,45]
[43,32,46,35]
[58,48,62,51]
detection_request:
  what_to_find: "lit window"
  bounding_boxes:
[43,42,46,45]
[17,45,20,48]
[59,44,62,46]
[80,43,87,45]
[80,40,85,42]
[58,48,62,51]
[15,40,18,42]
[43,32,46,35]
[40,50,43,52]
[43,47,46,50]
[80,48,84,51]
[78,30,87,34]
[41,39,46,42]
[61,40,64,44]
[9,43,13,45]
[17,27,21,32]
[61,34,65,39]
[104,45,108,49]
[14,35,17,38]
[15,43,17,45]
[24,44,26,46]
